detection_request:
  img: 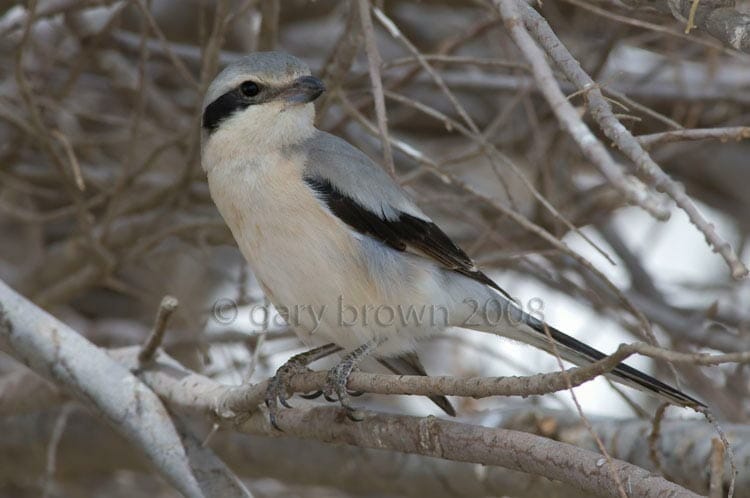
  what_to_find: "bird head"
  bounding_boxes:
[201,52,325,153]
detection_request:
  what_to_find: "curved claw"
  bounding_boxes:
[324,362,358,412]
[319,340,381,417]
[264,384,284,432]
[264,362,309,430]
[268,411,283,431]
[261,343,343,430]
[347,390,365,397]
[299,390,324,399]
[276,377,295,409]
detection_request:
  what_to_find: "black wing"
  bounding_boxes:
[304,177,512,299]
[304,177,705,409]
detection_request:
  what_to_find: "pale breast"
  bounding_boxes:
[207,150,384,340]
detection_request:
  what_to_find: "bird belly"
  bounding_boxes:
[208,154,441,354]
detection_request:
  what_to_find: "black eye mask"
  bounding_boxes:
[201,83,286,134]
[202,88,257,134]
[202,76,323,135]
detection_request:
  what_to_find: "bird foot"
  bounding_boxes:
[264,343,342,431]
[322,358,369,421]
[265,359,312,430]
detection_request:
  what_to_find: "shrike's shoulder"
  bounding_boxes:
[296,130,511,297]
[293,130,423,219]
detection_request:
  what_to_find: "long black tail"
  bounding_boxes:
[518,313,704,408]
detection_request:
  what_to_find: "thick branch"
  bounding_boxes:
[230,406,699,498]
[109,348,699,497]
[0,279,249,498]
[2,341,730,495]
[0,410,595,498]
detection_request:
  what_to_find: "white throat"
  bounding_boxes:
[201,102,316,175]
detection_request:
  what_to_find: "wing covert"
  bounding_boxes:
[304,176,511,298]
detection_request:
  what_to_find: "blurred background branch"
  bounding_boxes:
[2,0,750,496]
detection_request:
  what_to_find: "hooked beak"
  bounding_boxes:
[281,76,325,104]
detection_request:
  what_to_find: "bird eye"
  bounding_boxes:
[240,81,260,97]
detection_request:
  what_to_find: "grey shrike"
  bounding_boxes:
[201,52,702,427]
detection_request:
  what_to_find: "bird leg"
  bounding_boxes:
[265,342,342,430]
[323,338,383,419]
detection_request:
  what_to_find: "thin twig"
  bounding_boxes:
[50,130,85,192]
[357,0,395,176]
[493,0,671,222]
[701,409,737,498]
[383,89,617,266]
[42,403,75,498]
[139,295,179,363]
[637,126,750,149]
[373,7,616,265]
[384,54,529,71]
[132,0,199,88]
[336,89,666,351]
[559,0,744,58]
[218,340,735,414]
[603,88,684,130]
[519,2,749,279]
[537,320,629,498]
[709,437,726,498]
[647,403,670,478]
[685,0,701,34]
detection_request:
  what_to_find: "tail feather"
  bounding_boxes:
[377,353,457,416]
[518,314,704,408]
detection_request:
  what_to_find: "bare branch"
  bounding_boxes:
[357,0,395,175]
[121,347,700,497]
[619,0,750,52]
[493,0,671,221]
[0,279,246,498]
[237,406,700,497]
[139,294,179,363]
[516,2,749,280]
[637,126,750,148]
[709,437,726,498]
[3,2,750,495]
